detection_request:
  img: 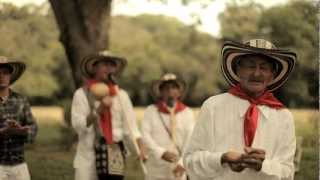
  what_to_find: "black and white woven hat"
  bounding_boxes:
[221,39,296,91]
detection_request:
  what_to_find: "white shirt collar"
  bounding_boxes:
[237,97,271,120]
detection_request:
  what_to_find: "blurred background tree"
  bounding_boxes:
[0,3,72,104]
[48,0,112,88]
[0,1,317,179]
[0,0,317,108]
[219,0,318,107]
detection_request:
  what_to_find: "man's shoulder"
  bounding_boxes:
[9,90,27,100]
[276,108,294,120]
[118,88,128,95]
[72,88,88,101]
[203,93,234,106]
[145,104,157,112]
[183,106,193,113]
[74,87,86,94]
[117,88,131,101]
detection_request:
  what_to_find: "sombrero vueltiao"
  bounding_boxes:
[81,50,127,78]
[221,39,296,91]
[0,56,26,84]
[151,73,187,99]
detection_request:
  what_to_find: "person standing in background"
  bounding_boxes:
[142,73,195,180]
[71,51,147,180]
[0,56,37,180]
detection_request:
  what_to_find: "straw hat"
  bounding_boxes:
[81,50,127,78]
[150,73,186,99]
[0,56,25,84]
[221,39,296,91]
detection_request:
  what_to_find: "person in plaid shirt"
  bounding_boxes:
[0,56,37,180]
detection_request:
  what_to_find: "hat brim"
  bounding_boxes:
[221,41,296,91]
[81,54,127,78]
[150,79,187,100]
[0,62,26,84]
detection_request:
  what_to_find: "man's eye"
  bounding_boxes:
[243,65,255,69]
[260,66,271,71]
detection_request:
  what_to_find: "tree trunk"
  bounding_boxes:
[49,0,112,88]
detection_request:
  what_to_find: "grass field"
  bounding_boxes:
[26,107,318,180]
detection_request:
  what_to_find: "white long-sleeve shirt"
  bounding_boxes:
[142,104,195,179]
[184,93,296,180]
[71,87,141,169]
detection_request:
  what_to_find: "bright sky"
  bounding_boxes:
[1,0,289,36]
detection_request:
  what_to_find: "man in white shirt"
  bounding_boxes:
[71,51,146,180]
[183,39,297,180]
[142,73,195,180]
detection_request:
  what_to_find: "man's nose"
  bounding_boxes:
[253,67,262,77]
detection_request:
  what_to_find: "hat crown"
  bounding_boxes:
[244,39,276,49]
[0,56,9,63]
[161,73,177,81]
[98,50,112,57]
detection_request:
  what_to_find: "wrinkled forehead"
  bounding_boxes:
[237,54,276,66]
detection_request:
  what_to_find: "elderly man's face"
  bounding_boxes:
[236,55,275,97]
[0,66,12,89]
[159,81,182,104]
[93,60,117,82]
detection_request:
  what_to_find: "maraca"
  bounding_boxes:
[89,82,109,100]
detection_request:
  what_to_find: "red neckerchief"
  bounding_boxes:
[86,79,117,144]
[156,100,186,114]
[228,84,284,147]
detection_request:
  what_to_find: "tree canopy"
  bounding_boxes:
[219,0,318,107]
[0,0,317,108]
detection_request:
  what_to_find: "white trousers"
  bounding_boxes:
[145,174,187,180]
[0,163,30,180]
[75,165,98,180]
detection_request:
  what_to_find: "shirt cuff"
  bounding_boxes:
[154,147,166,160]
[260,159,273,175]
[208,152,225,171]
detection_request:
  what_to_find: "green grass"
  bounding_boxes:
[25,121,74,180]
[25,108,318,180]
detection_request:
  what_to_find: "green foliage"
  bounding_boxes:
[0,1,317,107]
[218,0,318,107]
[25,121,74,180]
[258,0,318,107]
[218,1,263,40]
[110,15,221,105]
[0,3,73,102]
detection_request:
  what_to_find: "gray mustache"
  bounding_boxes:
[248,77,265,82]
